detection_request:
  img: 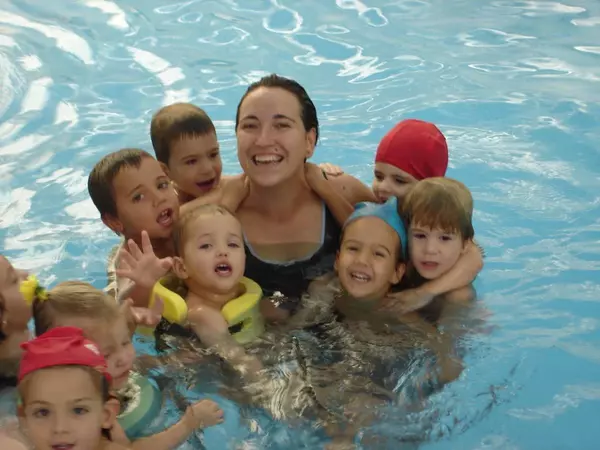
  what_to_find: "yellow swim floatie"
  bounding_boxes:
[222,277,265,345]
[149,277,264,344]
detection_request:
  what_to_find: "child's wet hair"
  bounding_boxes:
[340,218,407,263]
[172,203,238,257]
[401,177,474,240]
[32,281,119,337]
[87,148,154,218]
[150,103,216,165]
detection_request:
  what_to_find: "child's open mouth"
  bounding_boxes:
[196,178,216,192]
[52,444,75,450]
[215,263,233,277]
[156,208,174,227]
[350,271,371,283]
[252,154,283,166]
[420,261,439,270]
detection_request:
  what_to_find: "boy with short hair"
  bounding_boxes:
[87,148,177,305]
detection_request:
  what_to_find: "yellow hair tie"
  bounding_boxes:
[20,275,47,305]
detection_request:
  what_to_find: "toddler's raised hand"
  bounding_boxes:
[184,399,224,430]
[116,230,173,290]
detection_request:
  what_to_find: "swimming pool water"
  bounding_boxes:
[1,0,600,448]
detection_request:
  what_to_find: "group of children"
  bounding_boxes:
[0,94,480,449]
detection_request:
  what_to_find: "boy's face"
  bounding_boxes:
[409,223,466,280]
[164,133,222,199]
[19,367,115,450]
[88,317,135,391]
[174,213,245,296]
[336,217,404,301]
[372,162,418,204]
[104,157,179,241]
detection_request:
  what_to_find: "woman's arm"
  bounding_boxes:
[327,173,378,205]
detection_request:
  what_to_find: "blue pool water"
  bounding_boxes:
[1,0,600,448]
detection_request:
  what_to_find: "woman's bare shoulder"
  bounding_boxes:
[328,173,376,204]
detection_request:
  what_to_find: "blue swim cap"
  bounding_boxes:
[344,197,407,259]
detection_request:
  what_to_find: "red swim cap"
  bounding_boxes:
[375,119,448,180]
[19,326,111,384]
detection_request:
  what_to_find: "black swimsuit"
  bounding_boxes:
[243,203,341,312]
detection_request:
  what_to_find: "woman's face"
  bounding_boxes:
[236,87,316,188]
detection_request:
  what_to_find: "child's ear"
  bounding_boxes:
[390,262,406,285]
[159,162,171,178]
[334,251,340,273]
[102,213,123,236]
[103,397,120,429]
[172,257,188,280]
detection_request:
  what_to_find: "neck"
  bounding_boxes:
[245,171,313,218]
[335,286,390,316]
[186,281,244,311]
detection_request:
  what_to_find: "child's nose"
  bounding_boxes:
[424,238,438,254]
[52,413,70,434]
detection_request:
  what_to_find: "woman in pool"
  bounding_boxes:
[231,74,376,322]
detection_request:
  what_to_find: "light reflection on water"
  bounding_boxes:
[1,0,600,448]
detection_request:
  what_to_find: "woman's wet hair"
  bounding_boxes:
[235,73,320,145]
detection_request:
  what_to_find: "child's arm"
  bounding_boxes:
[179,174,249,216]
[305,163,355,226]
[381,240,483,314]
[111,400,223,450]
[187,307,264,382]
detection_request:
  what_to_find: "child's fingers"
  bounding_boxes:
[117,248,138,269]
[140,230,154,255]
[151,295,164,316]
[127,238,143,260]
[159,257,173,270]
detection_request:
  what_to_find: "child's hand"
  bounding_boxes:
[319,162,344,177]
[187,307,230,346]
[116,231,173,290]
[183,399,224,430]
[379,288,435,315]
[130,295,164,329]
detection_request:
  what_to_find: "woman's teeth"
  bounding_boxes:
[252,155,283,165]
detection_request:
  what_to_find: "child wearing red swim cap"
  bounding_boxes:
[372,119,449,203]
[17,326,126,450]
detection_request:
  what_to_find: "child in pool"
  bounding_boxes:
[16,326,128,450]
[399,177,479,318]
[88,149,179,307]
[30,281,224,450]
[296,198,462,448]
[150,102,344,214]
[118,204,265,381]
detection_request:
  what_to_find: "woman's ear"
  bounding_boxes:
[172,257,188,280]
[102,214,123,236]
[305,128,316,159]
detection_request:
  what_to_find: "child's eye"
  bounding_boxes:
[33,408,50,418]
[209,152,219,159]
[132,193,143,202]
[122,339,132,347]
[185,159,197,165]
[440,235,454,241]
[157,181,170,189]
[373,172,383,181]
[73,407,89,415]
[199,243,211,250]
[393,177,406,185]
[374,251,386,258]
[228,242,240,248]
